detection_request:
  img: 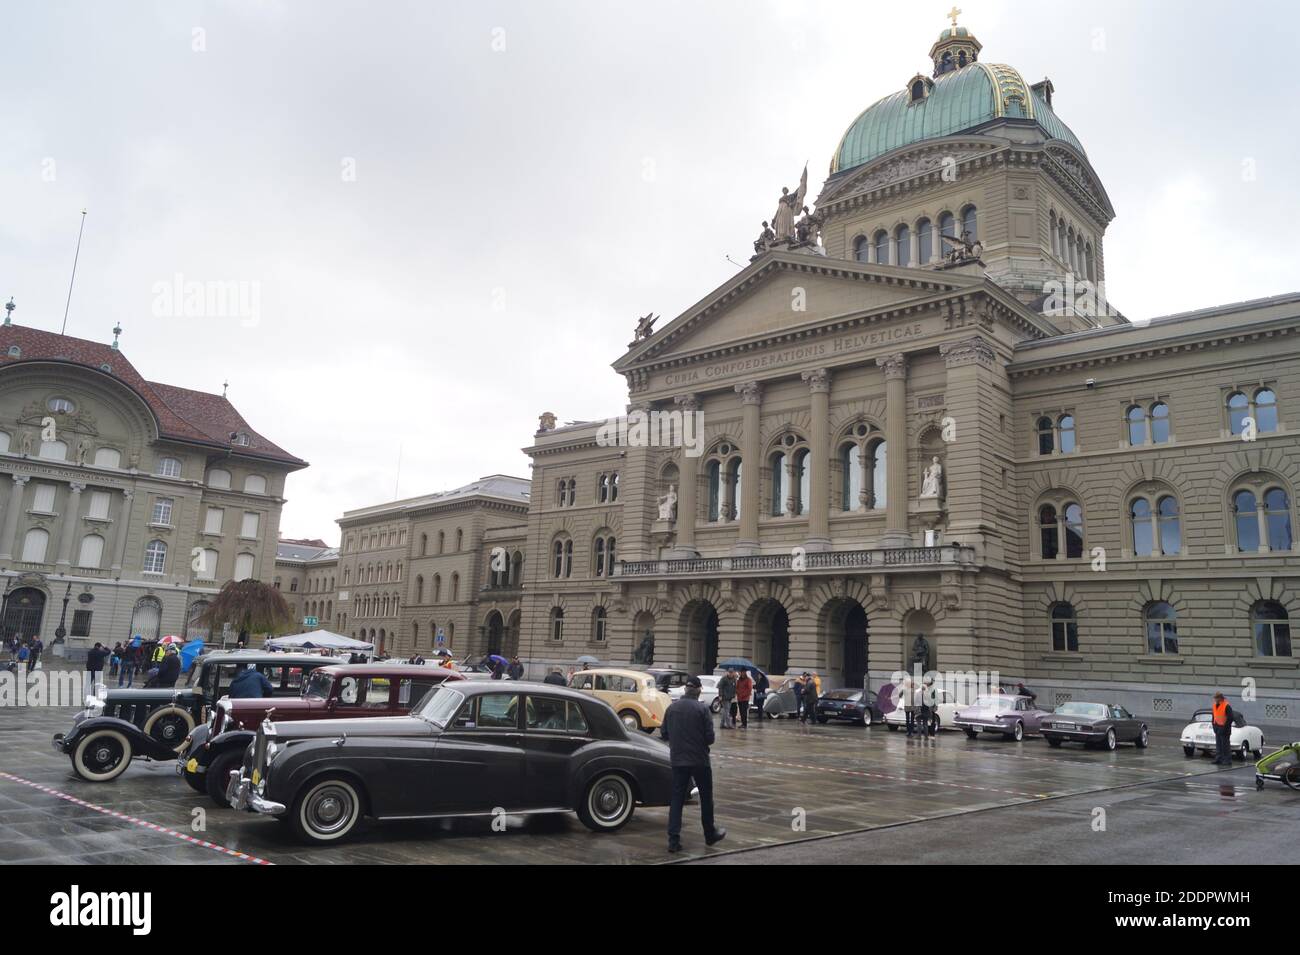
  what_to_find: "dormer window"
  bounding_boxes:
[231,431,250,447]
[911,80,925,101]
[907,74,932,104]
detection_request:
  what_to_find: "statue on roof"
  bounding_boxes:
[938,229,983,267]
[752,221,777,256]
[794,206,824,248]
[770,164,808,242]
[633,312,659,342]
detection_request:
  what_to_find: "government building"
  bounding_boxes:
[338,19,1295,725]
[0,318,305,654]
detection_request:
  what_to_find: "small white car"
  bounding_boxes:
[668,674,722,714]
[884,687,961,732]
[1180,709,1264,760]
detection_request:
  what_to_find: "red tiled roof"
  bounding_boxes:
[0,323,305,467]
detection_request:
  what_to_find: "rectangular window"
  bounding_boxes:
[71,610,93,638]
[204,507,224,534]
[197,548,219,580]
[234,553,255,580]
[32,483,56,513]
[88,490,111,520]
[152,497,174,525]
[240,512,260,539]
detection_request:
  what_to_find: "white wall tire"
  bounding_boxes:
[143,707,195,753]
[290,777,363,843]
[576,772,635,832]
[72,729,133,782]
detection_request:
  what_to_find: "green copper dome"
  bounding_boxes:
[830,61,1086,176]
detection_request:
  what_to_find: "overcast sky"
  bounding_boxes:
[3,0,1296,543]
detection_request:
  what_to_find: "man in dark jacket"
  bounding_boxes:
[1211,691,1237,766]
[752,670,769,723]
[228,663,274,698]
[147,646,181,687]
[800,672,819,724]
[660,677,725,853]
[507,656,525,681]
[85,642,109,689]
[543,668,566,686]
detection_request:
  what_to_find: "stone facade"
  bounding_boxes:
[0,324,306,656]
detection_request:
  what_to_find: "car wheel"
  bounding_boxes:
[290,776,363,843]
[816,715,828,724]
[143,707,195,753]
[181,763,207,793]
[1104,728,1117,751]
[576,772,636,832]
[618,710,642,732]
[710,699,721,714]
[963,728,977,740]
[1046,737,1062,748]
[1011,721,1024,742]
[1183,744,1196,757]
[72,729,132,782]
[1136,726,1149,749]
[205,751,243,807]
[1237,741,1251,760]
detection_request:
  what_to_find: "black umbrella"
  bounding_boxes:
[718,657,763,675]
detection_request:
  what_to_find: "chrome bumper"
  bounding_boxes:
[226,769,286,815]
[51,732,68,753]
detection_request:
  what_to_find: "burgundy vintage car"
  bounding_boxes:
[179,663,463,803]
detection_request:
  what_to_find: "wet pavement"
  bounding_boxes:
[2,699,1294,865]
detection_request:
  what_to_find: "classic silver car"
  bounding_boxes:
[953,693,1051,741]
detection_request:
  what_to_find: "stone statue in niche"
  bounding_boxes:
[19,431,33,455]
[657,484,678,521]
[632,630,655,665]
[920,456,944,499]
[910,633,934,673]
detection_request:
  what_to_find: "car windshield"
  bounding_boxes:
[973,695,1013,710]
[1192,711,1213,723]
[416,686,465,727]
[303,671,334,700]
[826,689,862,700]
[1055,702,1108,719]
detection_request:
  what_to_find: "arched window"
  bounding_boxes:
[94,447,121,468]
[1228,388,1279,435]
[793,449,810,515]
[1064,503,1084,557]
[550,607,565,643]
[870,440,887,509]
[39,439,68,461]
[593,537,606,577]
[726,459,742,523]
[1144,602,1178,655]
[437,531,445,554]
[1150,402,1170,444]
[433,574,441,602]
[1263,487,1293,551]
[1058,415,1076,454]
[707,460,721,522]
[840,444,861,511]
[1251,601,1292,657]
[415,575,424,603]
[510,551,523,586]
[244,475,267,495]
[1039,505,1059,559]
[1255,388,1279,433]
[1050,603,1079,652]
[916,218,932,264]
[1036,416,1054,455]
[143,539,167,574]
[938,212,956,249]
[1049,211,1058,255]
[1236,486,1293,551]
[910,79,925,101]
[1126,405,1147,446]
[75,532,105,569]
[1156,496,1181,554]
[420,533,427,556]
[1084,243,1094,281]
[207,468,231,489]
[894,224,911,268]
[1130,497,1154,556]
[1234,490,1260,552]
[21,527,49,563]
[961,204,977,241]
[853,235,870,263]
[451,573,460,601]
[874,230,890,265]
[455,529,463,551]
[552,537,572,578]
[770,452,787,516]
[610,472,620,502]
[592,606,607,643]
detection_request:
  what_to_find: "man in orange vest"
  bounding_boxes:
[1211,691,1236,767]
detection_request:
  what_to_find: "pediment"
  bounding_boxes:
[617,253,973,372]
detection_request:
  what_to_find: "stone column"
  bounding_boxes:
[0,475,30,559]
[111,490,135,573]
[55,482,85,569]
[877,353,910,546]
[671,394,700,558]
[802,368,832,551]
[733,381,762,555]
[909,230,920,269]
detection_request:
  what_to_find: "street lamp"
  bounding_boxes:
[53,581,72,644]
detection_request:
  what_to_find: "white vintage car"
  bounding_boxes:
[1180,709,1265,760]
[884,686,961,732]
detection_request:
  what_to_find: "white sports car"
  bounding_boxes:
[1180,709,1264,760]
[884,687,961,732]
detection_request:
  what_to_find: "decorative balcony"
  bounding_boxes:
[612,544,975,580]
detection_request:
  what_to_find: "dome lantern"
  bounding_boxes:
[929,8,982,77]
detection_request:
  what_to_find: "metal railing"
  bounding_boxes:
[613,545,972,578]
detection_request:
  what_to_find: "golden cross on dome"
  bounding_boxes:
[947,6,962,28]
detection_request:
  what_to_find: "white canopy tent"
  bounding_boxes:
[264,631,375,652]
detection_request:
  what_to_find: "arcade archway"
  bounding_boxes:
[823,598,869,689]
[748,598,790,676]
[681,600,719,675]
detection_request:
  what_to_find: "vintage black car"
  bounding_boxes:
[53,651,341,782]
[227,680,675,843]
[814,688,882,725]
[1039,701,1150,750]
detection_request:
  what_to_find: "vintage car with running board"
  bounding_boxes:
[227,680,675,843]
[179,663,463,804]
[53,651,341,782]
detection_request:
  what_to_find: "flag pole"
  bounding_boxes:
[60,209,87,336]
